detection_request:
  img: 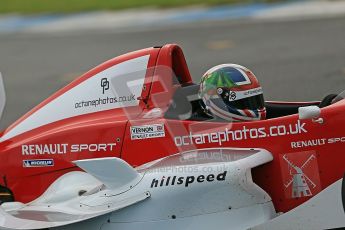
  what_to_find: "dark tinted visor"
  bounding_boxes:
[224,94,265,110]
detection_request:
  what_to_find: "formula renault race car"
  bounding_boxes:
[0,44,344,230]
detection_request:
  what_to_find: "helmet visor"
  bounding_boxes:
[225,94,265,110]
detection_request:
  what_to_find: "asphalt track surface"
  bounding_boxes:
[0,15,344,129]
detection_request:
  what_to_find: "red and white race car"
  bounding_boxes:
[0,44,343,230]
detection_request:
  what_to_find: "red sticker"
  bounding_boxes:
[280,151,321,199]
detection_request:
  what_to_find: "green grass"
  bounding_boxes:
[0,0,280,15]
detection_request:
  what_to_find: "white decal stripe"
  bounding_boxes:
[1,55,150,141]
[229,87,263,102]
[236,109,247,117]
[248,110,257,117]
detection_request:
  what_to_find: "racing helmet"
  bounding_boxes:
[199,64,266,122]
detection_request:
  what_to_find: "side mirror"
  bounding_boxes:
[298,106,321,120]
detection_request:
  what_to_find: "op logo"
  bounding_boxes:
[280,151,321,199]
[101,78,110,94]
[229,91,237,101]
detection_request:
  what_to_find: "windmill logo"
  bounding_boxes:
[280,151,321,199]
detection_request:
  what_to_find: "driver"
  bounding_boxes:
[199,64,266,122]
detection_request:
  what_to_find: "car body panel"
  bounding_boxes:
[0,44,343,216]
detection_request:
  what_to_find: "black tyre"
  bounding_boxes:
[0,185,14,204]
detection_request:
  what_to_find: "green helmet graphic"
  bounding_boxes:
[200,69,238,96]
